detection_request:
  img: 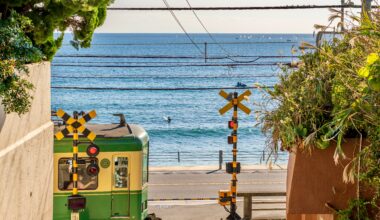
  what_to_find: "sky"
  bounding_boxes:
[95,0,363,33]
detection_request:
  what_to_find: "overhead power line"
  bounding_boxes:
[183,0,261,63]
[184,0,232,56]
[51,63,285,68]
[52,60,292,65]
[51,74,278,79]
[51,86,274,91]
[61,41,299,46]
[161,0,204,55]
[107,5,377,11]
[52,61,291,65]
[54,55,296,59]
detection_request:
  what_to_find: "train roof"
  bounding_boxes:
[85,124,146,138]
[54,124,149,153]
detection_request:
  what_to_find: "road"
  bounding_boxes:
[147,167,287,220]
[148,169,286,199]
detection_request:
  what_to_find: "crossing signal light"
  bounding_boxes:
[86,143,99,157]
[86,162,99,177]
[228,120,237,129]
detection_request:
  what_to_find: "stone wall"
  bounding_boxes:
[0,62,53,219]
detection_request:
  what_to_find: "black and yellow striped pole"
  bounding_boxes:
[71,112,80,220]
[55,109,97,220]
[230,92,239,219]
[72,111,79,196]
[218,90,251,220]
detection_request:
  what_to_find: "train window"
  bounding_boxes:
[58,158,98,191]
[114,157,128,188]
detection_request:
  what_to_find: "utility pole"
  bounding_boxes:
[341,0,345,31]
[204,42,208,63]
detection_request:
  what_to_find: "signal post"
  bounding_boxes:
[55,109,99,220]
[218,90,251,220]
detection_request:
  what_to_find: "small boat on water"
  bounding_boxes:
[236,82,247,88]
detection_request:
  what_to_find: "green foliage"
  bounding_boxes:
[0,11,43,114]
[0,0,113,114]
[336,198,372,220]
[0,0,114,60]
[258,10,380,218]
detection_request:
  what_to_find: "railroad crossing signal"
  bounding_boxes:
[218,90,251,220]
[219,90,251,115]
[55,109,97,219]
[55,109,97,141]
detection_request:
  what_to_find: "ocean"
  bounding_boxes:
[51,33,315,166]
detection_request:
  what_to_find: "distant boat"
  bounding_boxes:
[236,82,247,88]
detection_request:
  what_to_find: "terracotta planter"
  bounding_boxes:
[286,138,366,220]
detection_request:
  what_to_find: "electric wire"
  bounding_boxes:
[53,55,296,59]
[184,0,232,57]
[61,41,299,46]
[51,74,278,79]
[161,0,204,55]
[51,85,274,91]
[184,0,262,63]
[51,63,285,68]
[107,5,377,11]
[52,60,292,64]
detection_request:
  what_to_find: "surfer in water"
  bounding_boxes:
[163,116,172,124]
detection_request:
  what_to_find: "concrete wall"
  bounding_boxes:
[0,62,53,219]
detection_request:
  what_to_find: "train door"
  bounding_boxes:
[111,156,130,217]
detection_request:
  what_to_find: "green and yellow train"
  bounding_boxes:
[53,122,156,220]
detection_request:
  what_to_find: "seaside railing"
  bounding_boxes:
[149,150,288,167]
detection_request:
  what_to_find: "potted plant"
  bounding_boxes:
[257,9,380,219]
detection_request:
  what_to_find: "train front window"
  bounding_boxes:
[114,157,128,188]
[58,158,98,190]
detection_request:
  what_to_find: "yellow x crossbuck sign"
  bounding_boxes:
[55,109,97,141]
[219,90,251,115]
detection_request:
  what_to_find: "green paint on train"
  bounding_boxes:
[53,124,152,220]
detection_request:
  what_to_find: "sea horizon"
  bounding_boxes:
[52,33,314,166]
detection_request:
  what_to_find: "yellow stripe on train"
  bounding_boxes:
[53,151,144,194]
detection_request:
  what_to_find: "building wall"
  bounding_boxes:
[0,62,53,219]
